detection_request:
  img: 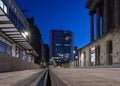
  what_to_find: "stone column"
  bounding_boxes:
[96,7,100,38]
[89,11,94,42]
[103,0,109,34]
[115,0,120,26]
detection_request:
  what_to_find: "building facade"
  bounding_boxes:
[73,46,79,67]
[0,0,38,63]
[78,0,120,67]
[43,44,50,65]
[50,30,74,63]
[28,17,43,64]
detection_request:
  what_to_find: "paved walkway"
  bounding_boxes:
[0,69,44,86]
[51,68,120,86]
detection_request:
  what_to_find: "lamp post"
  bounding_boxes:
[73,50,76,67]
[75,56,78,67]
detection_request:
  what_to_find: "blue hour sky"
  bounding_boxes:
[16,0,90,48]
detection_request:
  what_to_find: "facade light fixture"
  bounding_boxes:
[73,50,75,54]
[26,49,33,54]
[25,32,28,36]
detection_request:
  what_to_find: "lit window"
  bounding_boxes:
[56,44,61,46]
[0,0,3,9]
[64,44,70,46]
[4,5,7,14]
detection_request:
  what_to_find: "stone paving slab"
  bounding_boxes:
[0,69,43,86]
[51,68,120,86]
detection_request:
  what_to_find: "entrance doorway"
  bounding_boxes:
[84,52,86,66]
[95,46,100,66]
[107,40,113,65]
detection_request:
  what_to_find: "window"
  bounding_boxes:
[90,47,95,66]
[64,44,70,46]
[0,39,11,55]
[0,41,5,53]
[3,5,7,14]
[0,0,3,9]
[107,40,113,65]
[9,11,17,25]
[0,0,8,14]
[5,44,11,55]
[56,44,61,46]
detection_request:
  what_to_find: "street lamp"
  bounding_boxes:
[75,56,78,67]
[73,50,76,67]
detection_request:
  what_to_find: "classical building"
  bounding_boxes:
[50,30,74,64]
[78,0,120,67]
[0,0,38,64]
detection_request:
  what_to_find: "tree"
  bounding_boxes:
[52,59,56,67]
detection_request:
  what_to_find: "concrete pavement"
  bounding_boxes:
[0,69,45,86]
[50,68,120,86]
[1,68,120,86]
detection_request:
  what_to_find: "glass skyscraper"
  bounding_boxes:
[50,30,74,62]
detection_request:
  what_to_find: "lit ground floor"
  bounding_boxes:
[0,32,37,63]
[0,28,39,72]
[0,6,38,64]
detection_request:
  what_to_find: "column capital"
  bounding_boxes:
[89,11,94,16]
[96,7,100,11]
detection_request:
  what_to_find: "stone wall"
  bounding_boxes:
[79,27,120,67]
[0,52,40,72]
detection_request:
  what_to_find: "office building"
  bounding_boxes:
[50,30,74,63]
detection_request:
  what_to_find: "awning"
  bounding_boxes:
[0,8,38,57]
